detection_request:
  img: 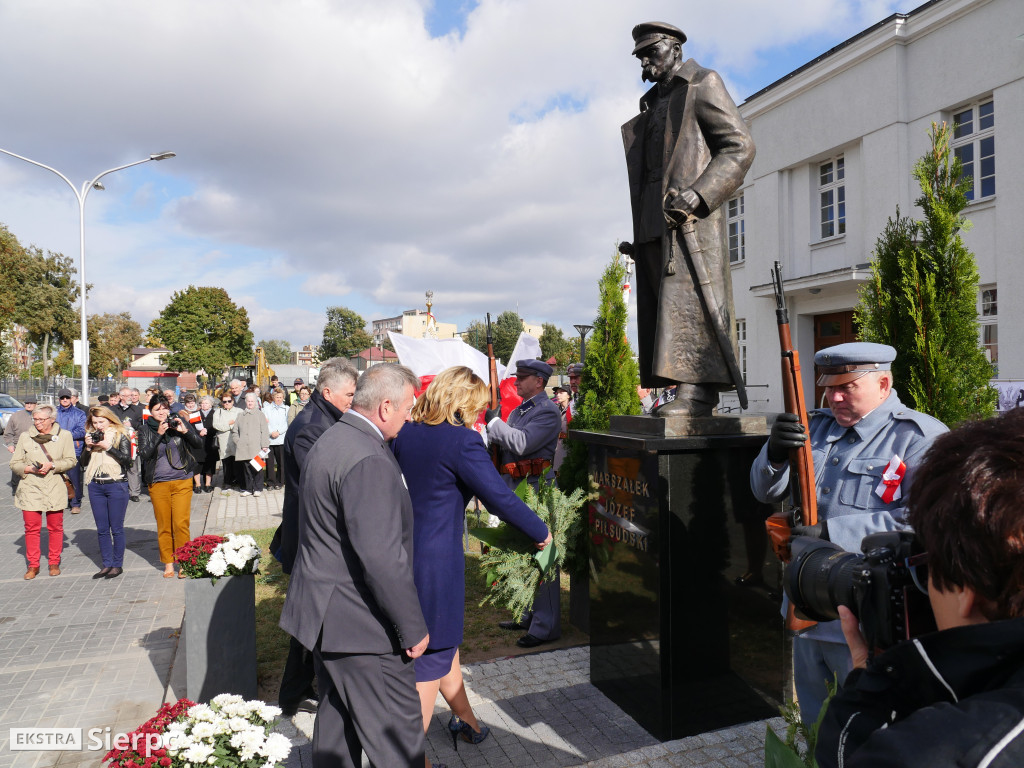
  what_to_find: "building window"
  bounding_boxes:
[818,155,845,239]
[952,100,994,201]
[727,194,745,264]
[980,286,997,374]
[736,319,747,383]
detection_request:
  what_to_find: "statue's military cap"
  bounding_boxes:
[814,342,897,387]
[631,22,686,54]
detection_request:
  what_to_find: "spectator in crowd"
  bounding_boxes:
[55,388,86,514]
[130,388,142,407]
[139,396,202,578]
[9,404,76,578]
[232,392,270,497]
[163,389,185,414]
[197,396,218,493]
[817,409,1024,768]
[80,406,132,579]
[551,386,570,472]
[4,395,36,496]
[98,394,110,407]
[263,389,289,491]
[290,378,305,405]
[213,392,241,491]
[393,366,550,761]
[227,379,245,406]
[272,358,357,718]
[111,386,144,502]
[287,385,311,423]
[182,394,209,494]
[71,389,89,415]
[107,391,120,407]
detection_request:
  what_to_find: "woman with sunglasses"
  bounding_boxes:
[80,406,133,578]
[9,405,77,578]
[138,396,203,578]
[212,393,241,491]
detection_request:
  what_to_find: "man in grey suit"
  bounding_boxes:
[485,359,562,648]
[279,364,428,768]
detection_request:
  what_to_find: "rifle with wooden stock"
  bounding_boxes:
[486,312,500,468]
[767,261,817,631]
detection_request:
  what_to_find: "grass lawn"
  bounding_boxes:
[242,524,588,703]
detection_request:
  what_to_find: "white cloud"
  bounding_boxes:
[0,0,901,350]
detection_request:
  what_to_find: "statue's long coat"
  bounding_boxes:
[623,59,755,389]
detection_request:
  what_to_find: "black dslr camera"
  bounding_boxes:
[784,531,935,652]
[89,430,105,443]
[166,415,182,430]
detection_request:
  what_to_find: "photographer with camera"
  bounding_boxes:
[750,342,947,723]
[138,395,203,579]
[814,409,1024,767]
[80,406,133,578]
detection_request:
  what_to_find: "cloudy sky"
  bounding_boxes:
[0,0,901,351]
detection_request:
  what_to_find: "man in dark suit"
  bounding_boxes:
[621,22,755,416]
[273,357,357,717]
[485,359,563,648]
[280,363,428,768]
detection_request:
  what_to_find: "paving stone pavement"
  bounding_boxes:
[1,462,782,768]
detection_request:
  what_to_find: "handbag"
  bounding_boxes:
[38,442,75,502]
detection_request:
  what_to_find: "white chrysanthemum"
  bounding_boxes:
[253,702,281,721]
[187,703,215,721]
[229,730,264,761]
[191,721,217,740]
[225,549,247,570]
[182,741,215,764]
[260,732,292,762]
[225,716,251,733]
[206,550,227,576]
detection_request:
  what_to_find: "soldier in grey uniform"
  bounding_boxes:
[485,359,562,648]
[750,342,948,724]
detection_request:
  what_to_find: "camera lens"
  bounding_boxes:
[784,537,864,622]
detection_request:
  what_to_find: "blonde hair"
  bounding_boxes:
[87,406,128,439]
[412,366,489,427]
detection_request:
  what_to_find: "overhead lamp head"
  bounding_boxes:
[92,181,105,191]
[150,151,176,161]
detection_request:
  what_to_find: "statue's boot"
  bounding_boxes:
[652,383,720,418]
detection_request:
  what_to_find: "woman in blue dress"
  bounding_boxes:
[393,366,551,766]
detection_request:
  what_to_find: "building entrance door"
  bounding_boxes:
[813,311,857,407]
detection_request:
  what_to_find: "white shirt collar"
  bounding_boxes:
[348,409,384,440]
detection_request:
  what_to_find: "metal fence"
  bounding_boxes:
[0,376,125,404]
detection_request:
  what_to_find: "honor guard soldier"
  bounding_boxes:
[486,359,562,647]
[750,342,948,724]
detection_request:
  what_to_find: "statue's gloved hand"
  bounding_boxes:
[663,187,700,227]
[767,412,807,463]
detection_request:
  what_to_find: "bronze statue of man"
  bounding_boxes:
[621,22,755,417]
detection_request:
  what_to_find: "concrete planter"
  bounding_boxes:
[184,575,258,702]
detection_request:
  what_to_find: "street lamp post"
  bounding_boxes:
[573,324,593,365]
[0,148,175,400]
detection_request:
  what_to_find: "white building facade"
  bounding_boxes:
[727,0,1022,414]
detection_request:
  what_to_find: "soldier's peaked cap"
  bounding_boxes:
[815,342,896,387]
[632,22,686,54]
[516,359,553,380]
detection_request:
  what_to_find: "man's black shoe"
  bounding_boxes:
[499,620,528,631]
[516,634,555,649]
[130,496,140,503]
[280,697,318,717]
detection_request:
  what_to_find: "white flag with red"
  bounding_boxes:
[250,448,269,471]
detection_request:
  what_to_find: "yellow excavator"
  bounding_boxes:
[226,347,276,392]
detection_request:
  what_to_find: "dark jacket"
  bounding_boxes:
[393,421,549,648]
[137,418,203,485]
[111,402,144,432]
[276,389,345,573]
[817,618,1024,768]
[279,413,427,654]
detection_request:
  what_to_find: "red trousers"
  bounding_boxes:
[23,510,64,567]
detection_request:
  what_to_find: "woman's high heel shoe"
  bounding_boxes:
[448,716,490,750]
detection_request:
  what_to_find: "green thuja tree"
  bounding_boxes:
[855,122,996,426]
[559,251,641,577]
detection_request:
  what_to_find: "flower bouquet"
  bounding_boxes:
[174,534,261,583]
[103,694,291,768]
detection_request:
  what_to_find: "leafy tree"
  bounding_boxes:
[257,338,292,366]
[150,286,254,373]
[855,123,996,425]
[558,252,641,576]
[461,320,489,355]
[492,310,524,364]
[88,312,144,378]
[539,323,578,368]
[380,336,395,353]
[1,225,81,380]
[319,306,373,359]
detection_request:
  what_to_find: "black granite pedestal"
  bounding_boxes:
[572,417,788,741]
